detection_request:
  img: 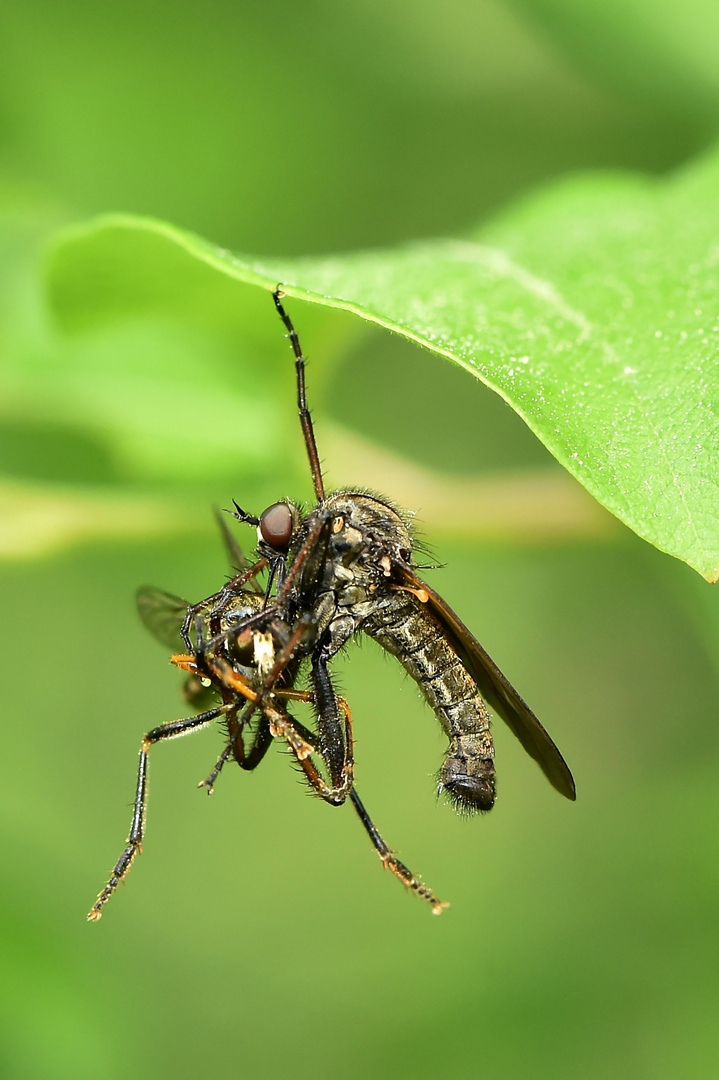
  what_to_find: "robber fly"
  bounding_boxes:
[88,289,575,921]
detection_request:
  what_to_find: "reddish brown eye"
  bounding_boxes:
[259,502,293,549]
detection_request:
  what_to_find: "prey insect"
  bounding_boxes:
[88,288,576,922]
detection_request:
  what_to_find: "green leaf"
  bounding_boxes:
[46,148,719,580]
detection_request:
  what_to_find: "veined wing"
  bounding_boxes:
[136,586,190,651]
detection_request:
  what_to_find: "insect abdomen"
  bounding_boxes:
[363,595,496,812]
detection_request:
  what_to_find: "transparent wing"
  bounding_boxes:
[136,586,190,651]
[399,566,576,801]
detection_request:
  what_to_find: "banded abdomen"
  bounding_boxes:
[362,593,496,812]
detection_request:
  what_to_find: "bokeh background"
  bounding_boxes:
[2,2,719,1078]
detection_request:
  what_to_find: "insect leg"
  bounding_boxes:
[198,740,234,793]
[276,515,331,605]
[273,287,325,501]
[311,651,349,789]
[233,714,274,770]
[194,698,268,791]
[200,621,353,803]
[87,705,224,921]
[198,711,274,792]
[180,556,269,650]
[238,654,356,806]
[349,789,448,915]
[265,696,354,806]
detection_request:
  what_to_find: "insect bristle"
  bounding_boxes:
[89,288,573,923]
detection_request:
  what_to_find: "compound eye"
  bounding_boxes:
[259,502,293,549]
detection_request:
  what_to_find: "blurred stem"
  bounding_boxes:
[324,424,617,541]
[0,432,616,561]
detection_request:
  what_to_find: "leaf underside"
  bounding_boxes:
[46,149,719,580]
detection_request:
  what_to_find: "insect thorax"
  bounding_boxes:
[300,491,413,595]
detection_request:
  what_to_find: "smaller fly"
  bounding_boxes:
[88,289,575,921]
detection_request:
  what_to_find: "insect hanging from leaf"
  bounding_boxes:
[88,288,576,922]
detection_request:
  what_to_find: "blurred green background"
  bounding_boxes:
[2,1,719,1078]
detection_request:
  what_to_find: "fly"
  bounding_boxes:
[88,288,575,921]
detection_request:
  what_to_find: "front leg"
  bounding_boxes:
[180,557,269,650]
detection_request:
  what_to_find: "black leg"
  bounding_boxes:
[180,557,269,650]
[199,710,274,793]
[349,789,448,915]
[263,649,355,806]
[276,515,331,606]
[87,705,224,921]
[198,740,234,793]
[273,288,325,501]
[235,714,274,771]
[311,651,348,789]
